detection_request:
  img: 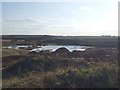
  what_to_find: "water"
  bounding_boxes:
[3,45,93,52]
[3,45,32,49]
[30,45,93,52]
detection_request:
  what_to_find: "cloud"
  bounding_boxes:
[79,6,92,11]
[2,17,69,35]
[3,18,39,23]
[2,3,118,36]
[72,6,93,15]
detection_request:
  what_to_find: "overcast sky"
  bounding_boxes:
[2,0,119,36]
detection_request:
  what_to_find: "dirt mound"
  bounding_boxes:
[3,57,46,78]
[54,47,70,53]
[29,51,38,54]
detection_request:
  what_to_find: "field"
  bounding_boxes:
[2,35,119,88]
[2,35,118,47]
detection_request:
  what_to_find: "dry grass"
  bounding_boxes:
[2,47,118,88]
[2,48,29,57]
[2,61,118,88]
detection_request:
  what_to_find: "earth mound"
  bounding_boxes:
[54,47,70,53]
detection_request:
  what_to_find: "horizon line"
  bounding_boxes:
[1,34,118,37]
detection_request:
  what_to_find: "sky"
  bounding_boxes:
[1,0,119,36]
